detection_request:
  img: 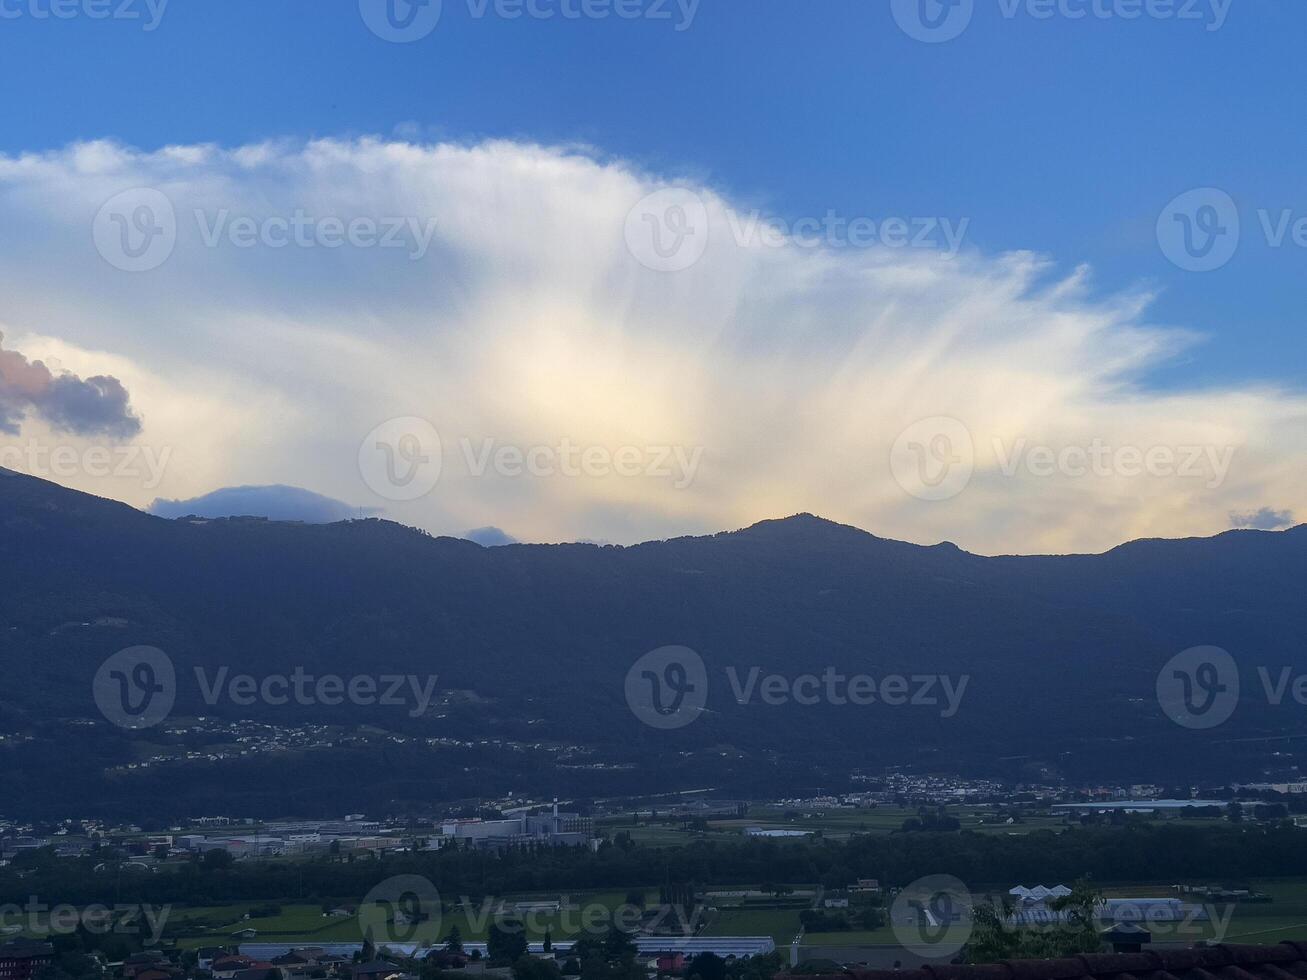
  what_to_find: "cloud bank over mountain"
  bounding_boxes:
[1230,506,1296,531]
[0,137,1302,553]
[464,526,519,546]
[149,484,374,523]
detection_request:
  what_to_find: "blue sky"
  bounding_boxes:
[0,1,1302,552]
[2,0,1301,388]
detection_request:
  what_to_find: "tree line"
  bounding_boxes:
[4,822,1307,908]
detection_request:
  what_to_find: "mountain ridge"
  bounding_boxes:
[2,467,1305,819]
[8,465,1299,558]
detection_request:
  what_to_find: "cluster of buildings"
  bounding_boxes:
[0,804,601,868]
[168,807,597,858]
[1005,885,1210,927]
[0,940,54,980]
[431,806,596,850]
[847,773,1012,803]
[742,827,810,839]
[235,938,776,974]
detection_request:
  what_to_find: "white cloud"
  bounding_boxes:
[0,136,1301,553]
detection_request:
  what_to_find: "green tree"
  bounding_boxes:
[443,925,464,954]
[488,918,528,965]
[964,880,1104,964]
[513,957,562,980]
[686,953,727,980]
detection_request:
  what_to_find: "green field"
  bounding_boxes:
[165,891,656,950]
[702,910,804,946]
[154,876,1307,952]
[800,878,1307,949]
[599,805,1079,847]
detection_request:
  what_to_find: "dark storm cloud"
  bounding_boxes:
[0,333,141,438]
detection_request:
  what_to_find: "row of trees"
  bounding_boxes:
[5,822,1307,909]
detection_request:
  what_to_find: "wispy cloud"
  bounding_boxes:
[0,137,1302,553]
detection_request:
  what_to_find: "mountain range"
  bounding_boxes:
[2,466,1305,821]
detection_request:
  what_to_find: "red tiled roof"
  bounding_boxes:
[829,943,1307,980]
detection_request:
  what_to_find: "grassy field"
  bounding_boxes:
[702,909,804,946]
[801,878,1307,949]
[165,905,366,949]
[601,802,1293,849]
[166,891,658,950]
[157,876,1307,952]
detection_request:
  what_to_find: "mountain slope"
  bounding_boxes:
[1,469,1304,819]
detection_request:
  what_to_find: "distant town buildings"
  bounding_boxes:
[0,941,54,980]
[432,804,596,850]
[1006,885,1209,926]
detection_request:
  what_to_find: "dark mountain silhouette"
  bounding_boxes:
[2,466,1305,820]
